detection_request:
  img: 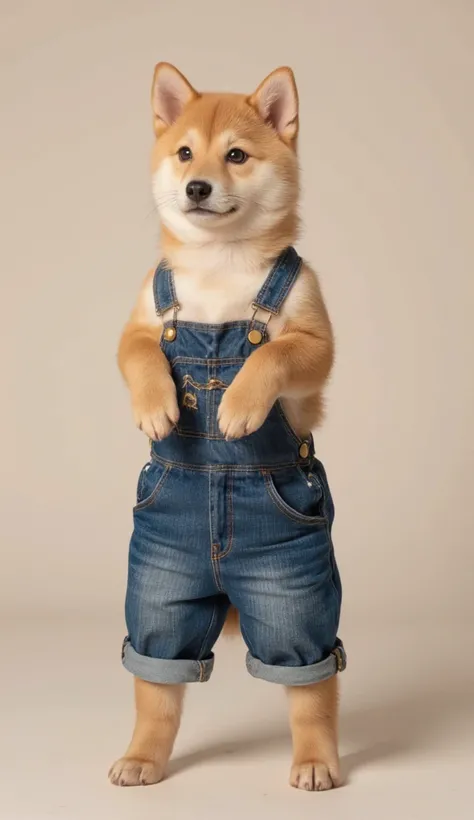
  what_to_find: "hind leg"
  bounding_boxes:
[287,676,341,791]
[109,678,185,786]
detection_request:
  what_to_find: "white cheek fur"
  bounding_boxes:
[152,160,205,242]
[152,158,292,243]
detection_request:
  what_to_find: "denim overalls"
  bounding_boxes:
[122,247,346,686]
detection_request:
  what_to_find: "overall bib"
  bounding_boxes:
[123,247,346,686]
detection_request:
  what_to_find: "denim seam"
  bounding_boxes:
[136,465,147,504]
[272,257,302,311]
[123,641,212,684]
[209,473,225,593]
[133,466,171,512]
[217,472,234,560]
[150,453,302,472]
[209,362,217,437]
[170,270,178,307]
[246,649,343,685]
[175,428,225,440]
[154,265,180,315]
[239,619,258,661]
[171,357,247,366]
[262,472,327,527]
[176,360,245,366]
[211,557,224,592]
[259,253,301,314]
[197,603,218,662]
[317,468,341,603]
[167,320,251,330]
[254,250,302,314]
[327,535,341,605]
[253,248,289,314]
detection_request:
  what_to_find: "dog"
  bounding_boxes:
[109,62,343,792]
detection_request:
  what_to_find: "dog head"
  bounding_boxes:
[150,63,299,245]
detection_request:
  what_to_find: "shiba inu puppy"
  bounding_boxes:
[110,63,343,793]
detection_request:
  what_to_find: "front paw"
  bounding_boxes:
[290,761,340,792]
[132,379,179,441]
[218,385,273,440]
[109,757,164,787]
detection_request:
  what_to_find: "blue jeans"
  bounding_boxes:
[123,455,345,685]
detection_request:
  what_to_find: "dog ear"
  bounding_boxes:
[151,63,198,136]
[249,67,299,146]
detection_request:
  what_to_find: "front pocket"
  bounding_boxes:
[263,469,327,526]
[134,460,170,512]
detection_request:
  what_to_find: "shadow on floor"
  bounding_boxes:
[170,724,290,775]
[341,681,474,779]
[170,681,474,779]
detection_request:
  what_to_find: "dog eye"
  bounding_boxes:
[178,146,193,162]
[226,148,248,164]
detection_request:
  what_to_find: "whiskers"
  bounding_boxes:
[227,194,271,216]
[144,191,178,222]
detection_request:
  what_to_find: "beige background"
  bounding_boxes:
[1,1,473,626]
[2,3,474,819]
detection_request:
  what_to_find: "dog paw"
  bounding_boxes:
[132,381,179,441]
[108,757,164,787]
[217,387,272,440]
[289,761,340,792]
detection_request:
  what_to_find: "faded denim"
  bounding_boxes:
[122,247,346,685]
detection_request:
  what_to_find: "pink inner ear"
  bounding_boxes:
[156,86,182,124]
[259,75,296,134]
[154,70,193,125]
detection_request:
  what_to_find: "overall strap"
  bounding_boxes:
[253,246,303,315]
[152,260,179,315]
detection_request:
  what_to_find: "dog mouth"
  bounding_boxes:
[185,205,238,217]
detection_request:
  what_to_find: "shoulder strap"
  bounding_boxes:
[152,260,179,316]
[253,247,303,315]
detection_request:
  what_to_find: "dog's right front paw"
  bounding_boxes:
[289,761,341,792]
[108,757,164,787]
[132,381,179,441]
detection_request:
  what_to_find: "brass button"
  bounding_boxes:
[163,326,177,342]
[248,329,263,345]
[299,442,310,459]
[208,379,219,387]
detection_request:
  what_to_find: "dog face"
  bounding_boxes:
[151,64,300,244]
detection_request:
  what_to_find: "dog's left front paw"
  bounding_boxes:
[290,761,341,792]
[218,386,273,440]
[109,757,164,787]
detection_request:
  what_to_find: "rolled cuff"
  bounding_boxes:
[122,638,214,684]
[246,641,346,686]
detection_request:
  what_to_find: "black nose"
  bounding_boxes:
[186,179,212,203]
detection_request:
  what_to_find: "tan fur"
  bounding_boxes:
[288,677,341,791]
[222,605,240,636]
[113,64,339,790]
[109,679,184,786]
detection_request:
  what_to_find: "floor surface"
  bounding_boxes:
[2,619,473,819]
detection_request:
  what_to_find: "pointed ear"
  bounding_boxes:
[249,67,299,145]
[151,62,198,136]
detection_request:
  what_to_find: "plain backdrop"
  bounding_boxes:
[1,0,473,629]
[2,3,474,819]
